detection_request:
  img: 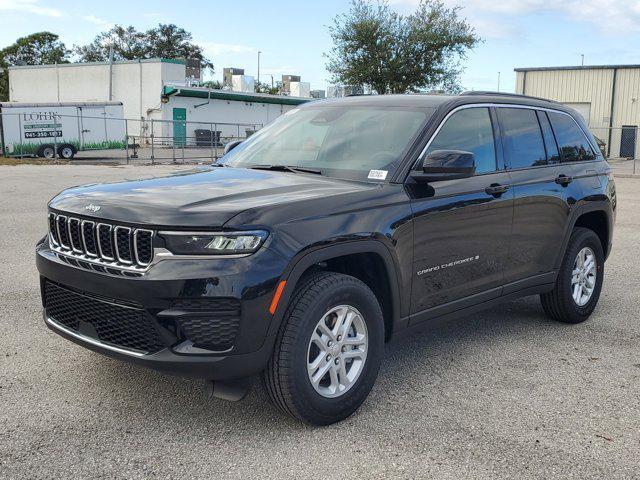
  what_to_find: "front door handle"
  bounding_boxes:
[555,174,573,186]
[485,183,510,197]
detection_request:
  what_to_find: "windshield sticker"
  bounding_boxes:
[368,170,388,180]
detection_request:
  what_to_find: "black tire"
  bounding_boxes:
[540,227,604,323]
[37,144,55,159]
[262,271,385,425]
[57,144,75,159]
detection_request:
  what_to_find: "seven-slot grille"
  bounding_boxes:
[48,212,154,269]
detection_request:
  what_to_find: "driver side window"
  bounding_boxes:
[425,108,497,174]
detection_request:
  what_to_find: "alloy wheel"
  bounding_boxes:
[307,305,368,398]
[571,246,597,306]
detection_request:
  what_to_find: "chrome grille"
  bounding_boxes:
[48,212,154,272]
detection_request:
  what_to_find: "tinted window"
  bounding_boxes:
[548,112,596,162]
[498,108,547,168]
[537,111,560,164]
[425,108,496,173]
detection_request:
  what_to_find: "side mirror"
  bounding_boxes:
[224,140,242,155]
[410,150,476,183]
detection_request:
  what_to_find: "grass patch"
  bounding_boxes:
[0,157,68,165]
[3,139,126,156]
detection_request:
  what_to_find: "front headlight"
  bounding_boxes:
[160,230,268,255]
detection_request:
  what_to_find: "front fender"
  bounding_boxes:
[266,239,404,339]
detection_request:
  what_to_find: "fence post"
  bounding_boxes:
[214,123,218,161]
[172,120,176,164]
[53,114,58,159]
[210,122,214,162]
[125,119,129,164]
[151,119,155,164]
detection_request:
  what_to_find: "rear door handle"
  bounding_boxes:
[555,174,573,186]
[485,183,510,197]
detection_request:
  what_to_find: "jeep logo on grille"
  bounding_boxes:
[85,204,101,213]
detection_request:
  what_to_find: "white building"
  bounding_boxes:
[157,85,310,145]
[8,59,185,135]
[515,64,640,158]
[7,59,312,140]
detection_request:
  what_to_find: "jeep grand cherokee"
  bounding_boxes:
[36,92,616,425]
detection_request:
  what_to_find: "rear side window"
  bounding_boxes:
[425,107,497,174]
[497,108,547,169]
[547,112,596,162]
[537,111,560,164]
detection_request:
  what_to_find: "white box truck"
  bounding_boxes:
[0,101,126,159]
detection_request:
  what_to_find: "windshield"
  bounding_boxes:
[220,105,434,181]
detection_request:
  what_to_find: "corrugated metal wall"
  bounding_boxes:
[516,67,640,157]
[516,69,614,130]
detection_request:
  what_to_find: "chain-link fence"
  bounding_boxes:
[589,126,639,175]
[0,110,262,164]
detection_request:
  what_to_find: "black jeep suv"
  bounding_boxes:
[36,93,616,425]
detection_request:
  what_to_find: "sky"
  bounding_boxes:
[2,0,640,93]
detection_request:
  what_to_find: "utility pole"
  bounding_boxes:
[497,72,501,92]
[581,54,585,66]
[108,43,114,101]
[257,51,262,84]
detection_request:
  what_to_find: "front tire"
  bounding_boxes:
[37,145,55,159]
[262,271,384,425]
[541,227,605,323]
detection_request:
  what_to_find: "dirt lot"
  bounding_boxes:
[0,165,638,479]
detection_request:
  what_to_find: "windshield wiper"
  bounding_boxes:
[248,164,322,175]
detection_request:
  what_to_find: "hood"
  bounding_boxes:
[48,167,372,227]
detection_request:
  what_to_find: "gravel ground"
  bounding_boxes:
[0,165,639,479]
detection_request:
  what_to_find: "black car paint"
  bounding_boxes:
[36,93,616,381]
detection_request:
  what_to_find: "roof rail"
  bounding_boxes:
[460,91,556,103]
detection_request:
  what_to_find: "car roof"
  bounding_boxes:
[305,92,572,114]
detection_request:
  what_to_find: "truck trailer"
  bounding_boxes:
[0,101,126,159]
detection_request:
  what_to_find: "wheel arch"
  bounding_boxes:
[269,240,403,342]
[556,203,613,270]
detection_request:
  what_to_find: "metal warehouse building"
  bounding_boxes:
[515,64,640,159]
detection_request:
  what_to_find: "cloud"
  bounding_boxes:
[0,0,61,17]
[82,15,113,29]
[142,12,168,22]
[389,0,640,35]
[198,42,256,57]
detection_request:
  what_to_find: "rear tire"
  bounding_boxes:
[540,227,604,323]
[262,271,384,425]
[57,144,75,159]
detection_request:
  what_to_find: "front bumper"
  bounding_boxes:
[36,240,288,380]
[44,313,275,380]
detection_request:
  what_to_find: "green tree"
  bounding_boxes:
[325,0,480,94]
[197,80,224,90]
[73,24,213,71]
[254,80,282,95]
[144,24,212,70]
[72,26,146,62]
[0,32,69,101]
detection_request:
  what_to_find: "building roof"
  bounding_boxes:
[162,85,312,106]
[9,58,185,70]
[0,101,123,108]
[515,64,640,72]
